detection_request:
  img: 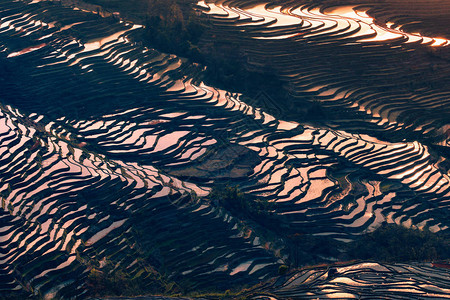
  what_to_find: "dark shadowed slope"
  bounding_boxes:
[0,0,449,299]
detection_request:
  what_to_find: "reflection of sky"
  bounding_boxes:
[7,43,46,58]
[83,24,142,52]
[199,1,450,46]
[323,6,445,45]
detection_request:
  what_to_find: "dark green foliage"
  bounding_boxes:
[278,265,289,275]
[348,223,450,262]
[144,16,205,61]
[209,185,274,220]
[82,0,206,61]
[287,233,343,267]
[88,268,134,296]
[143,0,205,61]
[86,262,171,297]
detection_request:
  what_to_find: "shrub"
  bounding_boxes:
[347,223,450,262]
[278,264,289,275]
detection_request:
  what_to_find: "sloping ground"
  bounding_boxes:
[361,0,450,41]
[194,0,450,235]
[197,0,450,146]
[0,1,281,298]
[252,261,450,299]
[0,0,449,299]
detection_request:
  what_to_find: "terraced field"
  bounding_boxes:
[0,0,449,299]
[253,261,450,299]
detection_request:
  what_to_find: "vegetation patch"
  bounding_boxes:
[208,185,275,221]
[86,258,177,297]
[347,223,450,262]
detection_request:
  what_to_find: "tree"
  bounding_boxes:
[347,223,450,262]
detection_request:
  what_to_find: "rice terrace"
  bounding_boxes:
[0,0,449,299]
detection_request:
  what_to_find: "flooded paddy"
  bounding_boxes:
[0,0,449,298]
